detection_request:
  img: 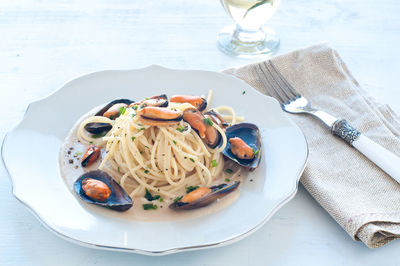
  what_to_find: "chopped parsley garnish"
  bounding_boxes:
[139,127,145,131]
[174,196,183,203]
[75,151,83,156]
[131,136,136,141]
[119,106,126,115]
[144,169,149,174]
[225,168,233,174]
[211,160,218,167]
[176,125,185,132]
[186,186,199,193]
[242,90,246,95]
[252,148,259,156]
[184,156,187,159]
[131,113,136,118]
[203,117,213,126]
[132,105,138,110]
[225,178,230,182]
[145,97,149,100]
[173,140,177,145]
[144,189,161,201]
[189,158,195,163]
[159,197,163,202]
[142,203,158,210]
[117,166,120,172]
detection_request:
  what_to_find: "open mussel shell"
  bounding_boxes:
[169,181,240,210]
[84,122,112,134]
[222,123,262,171]
[94,98,133,116]
[74,170,133,211]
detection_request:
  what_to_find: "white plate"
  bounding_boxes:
[2,65,308,255]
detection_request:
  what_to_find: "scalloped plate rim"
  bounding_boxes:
[1,65,308,255]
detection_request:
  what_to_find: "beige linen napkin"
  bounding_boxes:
[224,44,400,248]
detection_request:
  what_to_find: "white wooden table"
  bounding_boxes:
[1,0,400,265]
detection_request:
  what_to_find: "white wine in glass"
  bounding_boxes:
[218,0,280,58]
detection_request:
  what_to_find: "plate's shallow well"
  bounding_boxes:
[2,65,308,255]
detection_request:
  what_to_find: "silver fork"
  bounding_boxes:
[257,60,400,183]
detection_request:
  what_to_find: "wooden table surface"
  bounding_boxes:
[1,0,400,265]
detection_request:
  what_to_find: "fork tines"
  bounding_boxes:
[256,61,300,104]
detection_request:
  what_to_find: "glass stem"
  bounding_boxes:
[232,24,266,44]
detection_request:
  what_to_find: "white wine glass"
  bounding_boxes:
[217,0,281,58]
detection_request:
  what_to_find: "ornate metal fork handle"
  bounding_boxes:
[258,61,400,183]
[302,108,360,144]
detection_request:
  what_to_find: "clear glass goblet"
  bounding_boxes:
[217,0,281,58]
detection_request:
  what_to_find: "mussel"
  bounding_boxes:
[169,181,240,210]
[170,95,207,111]
[94,99,133,117]
[130,94,168,108]
[81,145,101,167]
[74,170,133,211]
[84,123,113,135]
[222,123,262,171]
[229,137,255,160]
[204,109,229,129]
[137,106,183,126]
[85,99,134,136]
[183,108,221,148]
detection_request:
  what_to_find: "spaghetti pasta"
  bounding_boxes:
[76,92,232,199]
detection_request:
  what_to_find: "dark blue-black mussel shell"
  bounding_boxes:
[222,123,262,171]
[169,181,240,210]
[74,170,133,211]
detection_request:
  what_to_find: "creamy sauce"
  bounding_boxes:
[59,107,246,222]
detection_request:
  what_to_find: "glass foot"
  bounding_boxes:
[217,25,280,59]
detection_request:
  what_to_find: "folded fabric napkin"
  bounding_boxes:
[224,43,400,248]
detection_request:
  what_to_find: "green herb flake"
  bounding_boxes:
[211,160,218,167]
[142,203,158,210]
[176,126,185,132]
[225,168,233,174]
[242,90,246,95]
[132,105,138,110]
[173,140,177,145]
[75,151,83,156]
[131,113,136,118]
[186,186,199,194]
[189,158,195,163]
[117,166,120,172]
[174,196,183,203]
[144,188,160,201]
[119,106,126,115]
[131,136,136,141]
[225,178,230,182]
[140,128,145,131]
[252,148,259,156]
[203,117,213,126]
[159,197,163,202]
[144,169,149,174]
[184,156,187,159]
